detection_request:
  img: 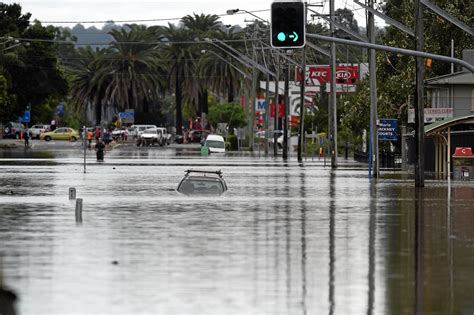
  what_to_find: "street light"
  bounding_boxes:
[204,38,276,152]
[226,8,269,24]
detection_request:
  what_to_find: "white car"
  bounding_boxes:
[156,127,171,145]
[140,128,166,146]
[29,124,50,139]
[204,134,226,154]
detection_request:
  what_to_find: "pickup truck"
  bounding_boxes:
[139,127,170,146]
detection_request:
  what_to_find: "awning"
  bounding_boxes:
[424,114,474,136]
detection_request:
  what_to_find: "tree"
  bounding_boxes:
[340,0,473,153]
[1,4,68,124]
[181,13,222,116]
[100,24,165,113]
[207,103,246,132]
[198,27,247,103]
[154,23,195,133]
[67,47,109,125]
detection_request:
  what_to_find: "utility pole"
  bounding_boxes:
[283,59,290,160]
[265,73,270,155]
[298,46,307,162]
[329,0,338,168]
[368,0,379,178]
[274,56,280,158]
[415,0,425,187]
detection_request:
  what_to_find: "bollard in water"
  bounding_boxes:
[69,187,76,200]
[75,198,83,222]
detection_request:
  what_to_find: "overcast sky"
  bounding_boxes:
[4,0,376,28]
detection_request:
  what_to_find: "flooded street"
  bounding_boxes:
[1,145,473,315]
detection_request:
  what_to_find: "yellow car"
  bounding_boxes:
[40,127,79,141]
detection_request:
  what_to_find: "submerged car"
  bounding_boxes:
[177,170,228,195]
[204,134,226,154]
[40,127,79,141]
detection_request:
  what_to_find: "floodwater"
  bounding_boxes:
[0,145,473,315]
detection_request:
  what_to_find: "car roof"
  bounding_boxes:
[184,169,223,176]
[206,135,224,141]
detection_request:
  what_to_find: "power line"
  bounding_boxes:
[37,9,270,25]
[2,36,266,46]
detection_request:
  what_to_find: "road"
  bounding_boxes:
[1,140,473,315]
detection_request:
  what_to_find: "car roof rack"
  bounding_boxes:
[185,169,223,177]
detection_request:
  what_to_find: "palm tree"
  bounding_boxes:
[68,47,109,125]
[154,23,195,133]
[100,24,165,113]
[180,13,222,117]
[198,27,246,103]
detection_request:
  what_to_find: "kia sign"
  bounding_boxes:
[295,65,360,87]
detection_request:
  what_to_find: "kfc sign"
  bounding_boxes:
[296,65,359,87]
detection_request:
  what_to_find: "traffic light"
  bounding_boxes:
[271,1,306,48]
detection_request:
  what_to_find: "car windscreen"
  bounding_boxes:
[205,140,225,148]
[178,177,224,194]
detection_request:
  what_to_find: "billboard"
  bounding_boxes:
[295,65,360,89]
[407,108,453,123]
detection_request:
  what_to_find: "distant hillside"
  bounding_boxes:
[58,22,123,49]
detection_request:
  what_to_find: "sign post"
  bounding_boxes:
[377,119,398,141]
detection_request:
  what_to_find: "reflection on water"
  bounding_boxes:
[0,147,474,315]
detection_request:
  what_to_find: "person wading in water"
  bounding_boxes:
[95,138,105,162]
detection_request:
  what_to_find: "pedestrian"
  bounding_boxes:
[87,130,93,149]
[94,127,100,143]
[124,128,128,141]
[24,131,30,149]
[95,138,105,161]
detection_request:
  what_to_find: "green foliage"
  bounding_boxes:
[207,103,246,132]
[225,134,238,151]
[32,96,58,124]
[1,4,68,125]
[338,0,473,153]
[0,3,31,35]
[0,75,16,122]
[59,101,86,130]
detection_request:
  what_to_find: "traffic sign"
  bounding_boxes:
[19,111,30,123]
[119,111,135,124]
[378,119,398,141]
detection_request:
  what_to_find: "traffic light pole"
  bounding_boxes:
[274,55,280,158]
[283,59,290,160]
[298,46,306,162]
[329,0,338,168]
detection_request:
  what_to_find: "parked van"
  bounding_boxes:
[204,134,226,154]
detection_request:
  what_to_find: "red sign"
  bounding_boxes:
[295,65,359,86]
[453,147,473,157]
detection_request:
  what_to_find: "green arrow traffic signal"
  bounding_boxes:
[271,1,306,48]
